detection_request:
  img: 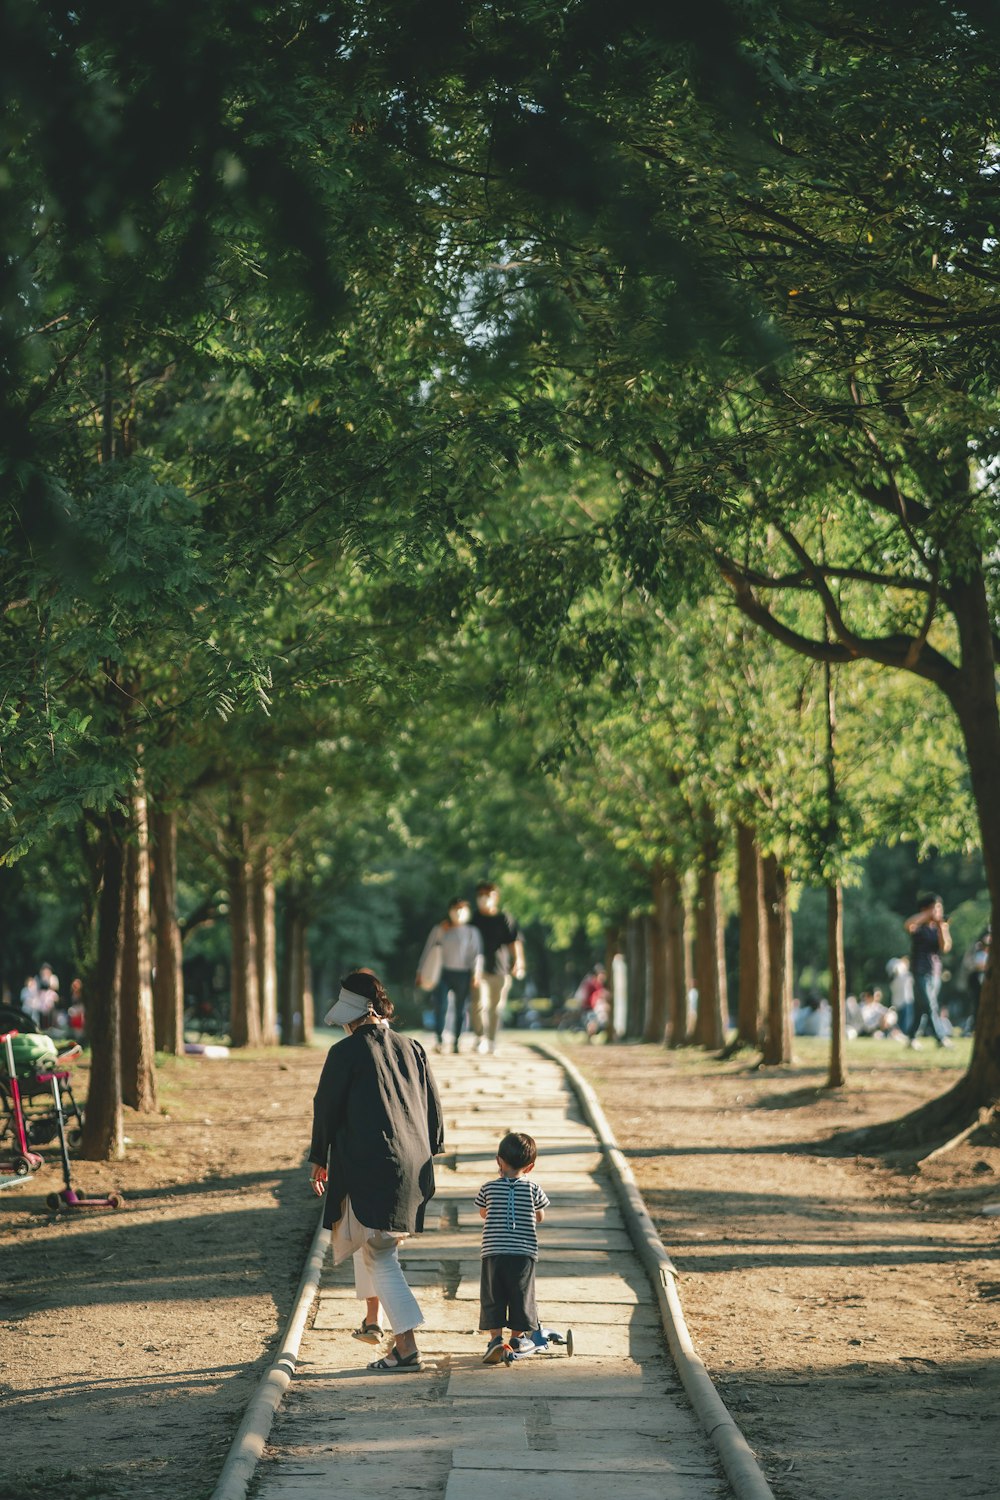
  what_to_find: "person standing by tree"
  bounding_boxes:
[470,882,526,1055]
[903,894,953,1050]
[965,929,991,1036]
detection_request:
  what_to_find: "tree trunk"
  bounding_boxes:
[944,574,1000,1113]
[667,873,690,1047]
[80,810,127,1160]
[683,895,695,1007]
[625,915,646,1040]
[300,921,315,1045]
[694,860,727,1051]
[761,854,793,1064]
[280,885,298,1044]
[821,654,848,1090]
[281,890,314,1045]
[150,804,185,1057]
[120,786,158,1112]
[604,920,625,1041]
[736,822,767,1046]
[827,880,847,1088]
[228,851,261,1048]
[830,568,1000,1151]
[604,923,624,988]
[645,865,670,1043]
[253,850,278,1045]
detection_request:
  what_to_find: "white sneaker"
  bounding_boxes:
[487,1038,497,1055]
[476,1037,489,1055]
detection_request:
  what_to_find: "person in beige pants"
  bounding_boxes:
[470,882,526,1054]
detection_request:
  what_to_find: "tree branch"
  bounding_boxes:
[715,551,957,687]
[737,563,935,594]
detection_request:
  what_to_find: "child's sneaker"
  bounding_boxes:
[508,1334,536,1355]
[482,1335,507,1365]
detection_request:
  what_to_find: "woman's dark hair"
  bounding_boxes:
[497,1131,537,1171]
[340,968,395,1022]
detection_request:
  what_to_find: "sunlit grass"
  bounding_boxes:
[787,1032,972,1073]
[545,1028,974,1076]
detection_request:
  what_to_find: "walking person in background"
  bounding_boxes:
[416,898,483,1054]
[903,893,952,1049]
[470,882,525,1055]
[310,968,444,1372]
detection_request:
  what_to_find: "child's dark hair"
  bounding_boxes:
[340,968,395,1022]
[498,1131,537,1171]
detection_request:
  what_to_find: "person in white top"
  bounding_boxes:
[886,956,914,1035]
[416,900,483,1054]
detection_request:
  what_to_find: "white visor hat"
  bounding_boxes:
[323,986,373,1026]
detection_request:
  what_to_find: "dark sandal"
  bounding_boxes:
[352,1321,383,1345]
[368,1348,424,1372]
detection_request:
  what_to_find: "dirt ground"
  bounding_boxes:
[1,1033,998,1500]
[0,1047,321,1500]
[570,1036,1000,1500]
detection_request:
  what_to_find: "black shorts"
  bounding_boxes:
[479,1253,538,1332]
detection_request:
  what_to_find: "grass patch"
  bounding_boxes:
[546,1029,974,1076]
[791,1033,972,1072]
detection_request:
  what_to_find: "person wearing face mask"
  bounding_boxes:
[416,898,484,1053]
[309,968,444,1371]
[470,882,526,1055]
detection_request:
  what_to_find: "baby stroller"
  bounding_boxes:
[0,1031,45,1189]
[0,1027,85,1149]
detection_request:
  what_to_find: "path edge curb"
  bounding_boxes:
[208,1211,330,1500]
[530,1038,777,1500]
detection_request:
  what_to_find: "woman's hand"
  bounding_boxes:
[310,1164,327,1197]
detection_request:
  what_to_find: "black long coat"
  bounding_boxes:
[309,1024,444,1234]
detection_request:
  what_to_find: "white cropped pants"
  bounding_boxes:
[332,1194,424,1336]
[352,1232,424,1335]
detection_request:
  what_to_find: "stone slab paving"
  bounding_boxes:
[252,1042,727,1500]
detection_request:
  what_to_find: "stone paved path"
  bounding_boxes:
[252,1043,727,1499]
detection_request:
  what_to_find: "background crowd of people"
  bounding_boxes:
[14,965,85,1038]
[793,894,990,1045]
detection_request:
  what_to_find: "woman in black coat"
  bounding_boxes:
[309,968,443,1371]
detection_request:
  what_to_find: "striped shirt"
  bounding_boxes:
[475,1175,550,1259]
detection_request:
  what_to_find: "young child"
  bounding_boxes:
[475,1130,550,1364]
